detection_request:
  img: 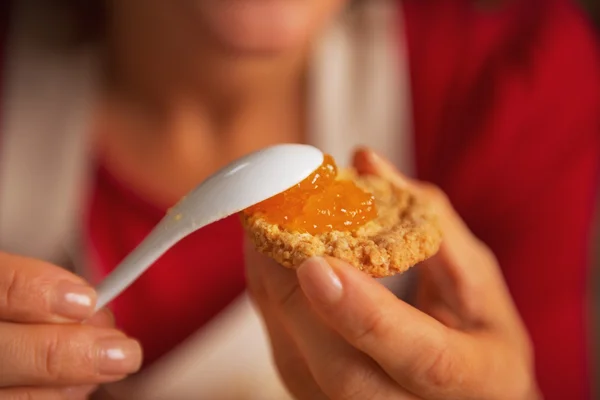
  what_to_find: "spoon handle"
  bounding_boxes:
[94,219,184,311]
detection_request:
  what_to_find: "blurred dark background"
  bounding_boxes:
[579,0,599,26]
[578,0,599,395]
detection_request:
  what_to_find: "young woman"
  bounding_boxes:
[0,0,598,398]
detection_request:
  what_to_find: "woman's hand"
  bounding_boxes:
[0,253,142,399]
[245,149,541,400]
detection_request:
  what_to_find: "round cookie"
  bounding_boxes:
[241,171,442,277]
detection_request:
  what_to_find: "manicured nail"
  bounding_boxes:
[297,257,343,304]
[96,337,142,375]
[53,281,96,320]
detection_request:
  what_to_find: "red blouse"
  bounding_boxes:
[405,1,600,398]
[2,1,600,398]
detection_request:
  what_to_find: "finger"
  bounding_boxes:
[0,385,93,400]
[353,147,413,189]
[251,291,328,400]
[0,252,97,323]
[0,323,142,387]
[353,147,473,242]
[249,249,415,400]
[84,309,115,329]
[354,147,497,277]
[353,149,518,327]
[297,256,513,400]
[414,268,463,329]
[353,151,533,394]
[245,241,329,400]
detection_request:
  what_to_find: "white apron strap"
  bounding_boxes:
[0,1,97,266]
[310,0,415,295]
[309,0,414,176]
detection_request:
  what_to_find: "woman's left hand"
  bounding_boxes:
[245,149,541,400]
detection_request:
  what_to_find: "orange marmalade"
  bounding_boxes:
[243,154,377,234]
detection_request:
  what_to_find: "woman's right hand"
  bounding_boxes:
[0,252,142,399]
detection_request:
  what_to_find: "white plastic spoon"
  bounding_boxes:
[94,144,323,310]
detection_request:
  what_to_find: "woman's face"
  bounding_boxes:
[112,0,348,56]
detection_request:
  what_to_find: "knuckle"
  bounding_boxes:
[351,310,387,349]
[1,267,19,311]
[0,264,54,318]
[0,266,36,317]
[274,281,303,313]
[326,361,380,400]
[39,332,64,380]
[416,335,455,390]
[36,328,96,381]
[421,183,449,206]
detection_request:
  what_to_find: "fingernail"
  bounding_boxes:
[96,337,142,375]
[297,257,343,304]
[53,281,96,320]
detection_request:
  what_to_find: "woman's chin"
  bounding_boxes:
[196,0,314,55]
[215,28,308,56]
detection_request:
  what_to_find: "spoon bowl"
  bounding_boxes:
[94,144,323,310]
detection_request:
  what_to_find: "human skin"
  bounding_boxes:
[245,149,542,400]
[0,0,540,398]
[0,1,346,398]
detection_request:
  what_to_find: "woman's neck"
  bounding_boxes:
[96,24,309,207]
